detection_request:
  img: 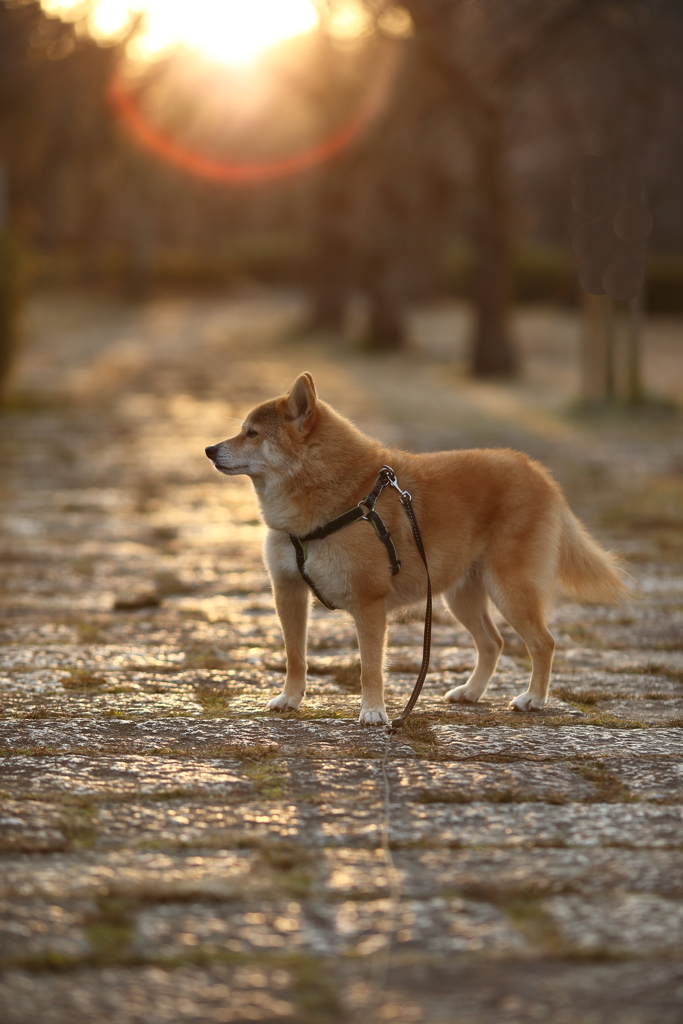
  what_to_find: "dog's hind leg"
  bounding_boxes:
[268,576,310,712]
[443,570,504,704]
[353,599,389,725]
[484,571,555,712]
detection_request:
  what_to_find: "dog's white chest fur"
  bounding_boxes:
[264,530,352,609]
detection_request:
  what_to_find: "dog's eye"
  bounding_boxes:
[246,428,258,439]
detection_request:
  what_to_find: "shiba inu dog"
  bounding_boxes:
[205,373,626,725]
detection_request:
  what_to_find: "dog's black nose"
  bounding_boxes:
[205,444,220,461]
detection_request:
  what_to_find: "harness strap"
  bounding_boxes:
[289,465,432,727]
[363,507,401,576]
[290,467,401,610]
[290,535,338,611]
[298,504,366,543]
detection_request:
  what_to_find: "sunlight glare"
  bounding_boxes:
[41,0,321,66]
[325,0,372,41]
[90,0,133,38]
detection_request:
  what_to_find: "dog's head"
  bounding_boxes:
[205,372,318,480]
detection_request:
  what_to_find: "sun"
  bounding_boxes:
[41,0,321,67]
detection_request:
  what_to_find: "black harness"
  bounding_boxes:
[289,466,432,729]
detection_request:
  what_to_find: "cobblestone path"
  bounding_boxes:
[1,291,683,1022]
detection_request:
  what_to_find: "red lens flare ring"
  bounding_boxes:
[107,47,399,184]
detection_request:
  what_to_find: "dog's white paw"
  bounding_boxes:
[358,707,389,726]
[444,684,478,704]
[510,691,545,712]
[268,692,303,712]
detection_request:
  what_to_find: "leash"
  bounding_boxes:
[290,465,433,729]
[388,479,432,731]
[362,728,402,1014]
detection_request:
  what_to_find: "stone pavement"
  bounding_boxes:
[1,289,683,1022]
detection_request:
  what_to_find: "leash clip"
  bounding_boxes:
[379,465,412,503]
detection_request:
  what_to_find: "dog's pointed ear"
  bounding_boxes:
[286,373,317,434]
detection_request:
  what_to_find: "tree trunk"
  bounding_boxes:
[308,167,353,332]
[124,203,154,302]
[0,165,23,403]
[123,160,156,302]
[367,273,405,350]
[470,125,518,377]
[625,291,643,406]
[364,208,406,352]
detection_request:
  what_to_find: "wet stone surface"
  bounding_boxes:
[0,899,94,962]
[0,964,299,1023]
[324,847,683,899]
[2,291,683,1021]
[94,800,304,849]
[543,893,683,954]
[0,850,261,901]
[0,717,416,757]
[433,724,683,761]
[0,756,255,799]
[0,800,71,853]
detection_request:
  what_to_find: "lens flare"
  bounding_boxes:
[107,45,398,183]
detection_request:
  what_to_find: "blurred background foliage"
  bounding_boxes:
[1,0,683,384]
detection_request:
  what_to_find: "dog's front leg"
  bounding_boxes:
[353,599,389,725]
[268,576,310,712]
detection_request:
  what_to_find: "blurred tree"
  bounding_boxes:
[308,158,356,332]
[308,0,680,375]
[0,164,24,402]
[0,1,120,240]
[357,40,455,350]
[301,28,374,332]
[401,0,610,375]
[308,27,458,349]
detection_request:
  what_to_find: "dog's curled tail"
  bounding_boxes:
[558,507,629,604]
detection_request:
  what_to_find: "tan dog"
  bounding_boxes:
[206,373,625,724]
